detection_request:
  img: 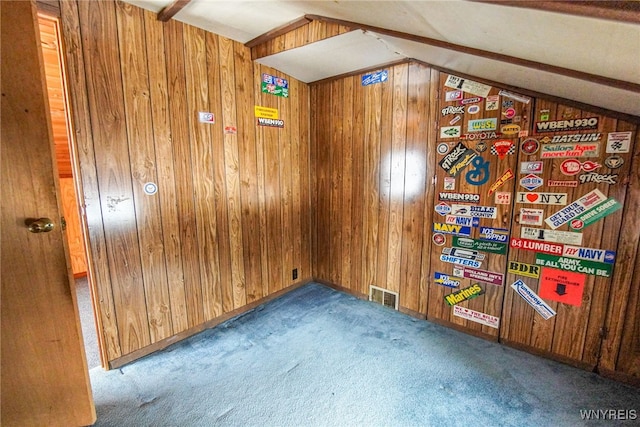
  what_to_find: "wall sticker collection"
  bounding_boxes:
[433,73,632,329]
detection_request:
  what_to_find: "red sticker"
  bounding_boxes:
[539,267,587,307]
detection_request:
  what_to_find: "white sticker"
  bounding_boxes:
[606,131,632,153]
[143,182,158,195]
[199,111,215,124]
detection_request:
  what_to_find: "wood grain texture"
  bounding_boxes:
[311,63,433,311]
[61,0,312,364]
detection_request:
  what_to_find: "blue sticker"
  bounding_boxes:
[434,272,460,288]
[479,227,509,242]
[433,223,472,236]
[465,156,490,186]
[362,70,388,86]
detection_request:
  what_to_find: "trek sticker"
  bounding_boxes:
[438,142,477,176]
[460,131,502,141]
[540,143,600,159]
[442,247,485,261]
[544,189,607,229]
[539,267,587,307]
[606,131,632,153]
[520,161,543,174]
[511,280,556,319]
[198,112,215,124]
[487,169,514,196]
[604,155,624,169]
[516,192,567,205]
[495,192,511,205]
[560,159,601,176]
[485,95,499,111]
[510,238,563,255]
[254,106,278,119]
[520,138,540,155]
[478,227,509,242]
[568,197,622,230]
[442,105,465,116]
[547,180,578,188]
[578,172,618,185]
[461,267,504,286]
[520,227,583,246]
[465,156,490,186]
[453,305,499,328]
[432,233,446,246]
[508,261,541,279]
[434,272,460,288]
[562,245,616,264]
[453,236,507,255]
[440,126,461,139]
[261,73,289,97]
[439,254,482,269]
[443,177,456,190]
[437,143,450,155]
[438,192,480,203]
[444,215,479,227]
[535,117,599,133]
[519,174,544,191]
[444,284,484,306]
[445,90,464,102]
[519,208,544,226]
[257,118,285,128]
[444,74,492,98]
[535,253,612,278]
[361,70,388,86]
[433,223,472,236]
[435,202,452,216]
[468,118,497,132]
[491,140,515,159]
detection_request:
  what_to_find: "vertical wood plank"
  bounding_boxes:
[350,76,365,293]
[184,24,222,321]
[163,18,204,328]
[376,71,393,290]
[79,0,150,353]
[116,0,173,343]
[298,81,312,279]
[341,77,354,289]
[330,80,343,285]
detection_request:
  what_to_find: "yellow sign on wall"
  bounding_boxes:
[254,106,278,119]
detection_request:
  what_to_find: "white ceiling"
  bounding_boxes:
[126,0,640,117]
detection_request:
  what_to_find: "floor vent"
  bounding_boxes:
[369,285,398,310]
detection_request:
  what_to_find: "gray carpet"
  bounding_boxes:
[75,276,101,369]
[88,283,639,426]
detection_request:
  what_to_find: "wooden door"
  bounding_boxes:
[1,1,96,425]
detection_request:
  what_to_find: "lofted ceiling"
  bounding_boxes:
[124,0,640,117]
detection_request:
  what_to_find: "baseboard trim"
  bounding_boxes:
[427,317,499,342]
[108,277,313,370]
[500,339,595,372]
[597,367,640,388]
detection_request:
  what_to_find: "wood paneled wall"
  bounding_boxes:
[60,0,311,364]
[311,65,640,384]
[311,63,437,315]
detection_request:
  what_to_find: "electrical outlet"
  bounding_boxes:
[292,268,298,281]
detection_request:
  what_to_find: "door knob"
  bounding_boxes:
[26,218,55,233]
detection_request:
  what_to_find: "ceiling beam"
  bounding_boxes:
[473,1,640,25]
[304,14,640,93]
[157,0,191,22]
[245,16,313,48]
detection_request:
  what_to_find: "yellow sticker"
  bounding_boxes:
[254,106,278,119]
[508,261,541,279]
